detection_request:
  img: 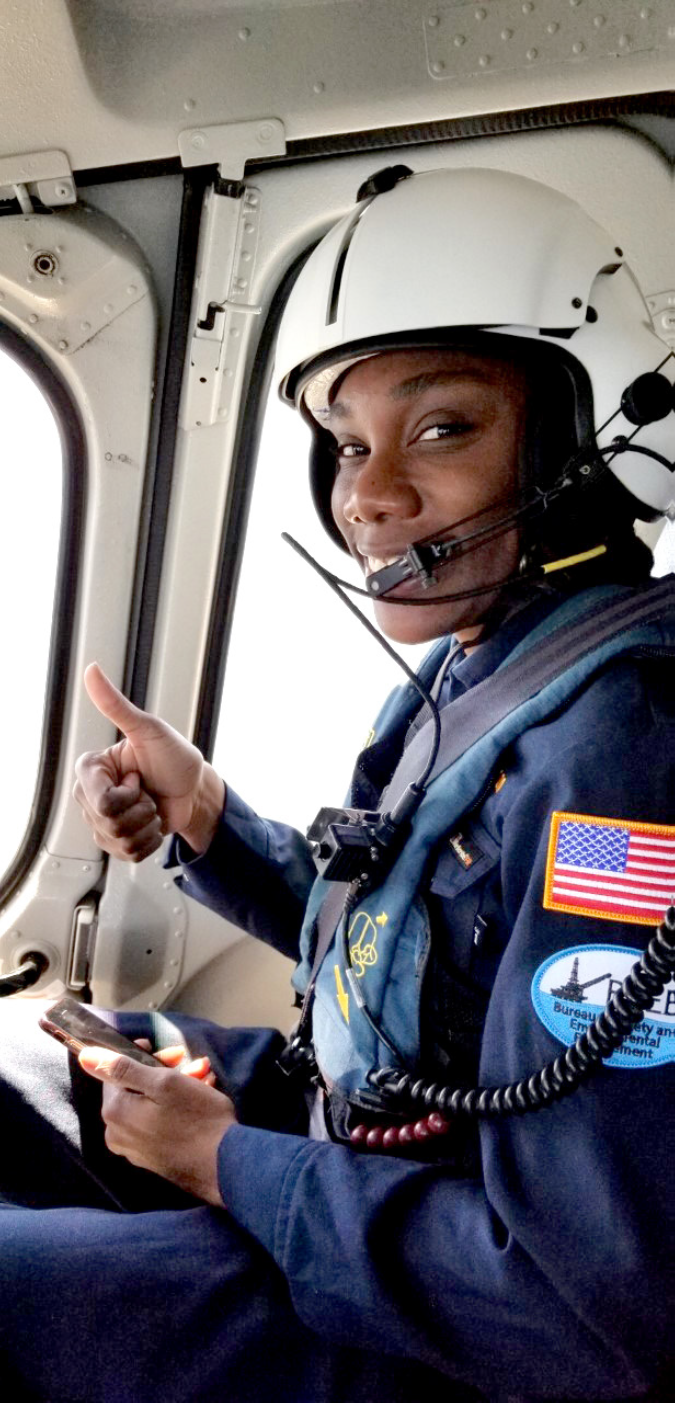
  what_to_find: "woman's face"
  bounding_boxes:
[327,348,529,645]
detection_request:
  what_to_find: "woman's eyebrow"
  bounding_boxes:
[389,370,491,400]
[327,369,491,419]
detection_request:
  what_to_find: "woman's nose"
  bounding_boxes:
[342,452,422,525]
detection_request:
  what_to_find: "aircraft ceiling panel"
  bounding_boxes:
[0,1,670,174]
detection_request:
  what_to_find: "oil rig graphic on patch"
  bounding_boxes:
[551,956,612,1003]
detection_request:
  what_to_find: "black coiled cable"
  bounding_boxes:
[367,903,675,1119]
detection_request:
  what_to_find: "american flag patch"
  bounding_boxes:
[544,812,675,927]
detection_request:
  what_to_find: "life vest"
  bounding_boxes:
[292,579,675,1101]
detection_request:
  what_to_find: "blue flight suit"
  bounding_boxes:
[0,585,672,1402]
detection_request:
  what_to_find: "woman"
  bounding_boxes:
[1,167,673,1403]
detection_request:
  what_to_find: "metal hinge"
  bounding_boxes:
[177,119,285,429]
[0,149,76,216]
[67,896,99,991]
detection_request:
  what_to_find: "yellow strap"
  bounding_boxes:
[542,544,607,575]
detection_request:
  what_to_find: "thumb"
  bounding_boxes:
[78,1047,163,1096]
[84,664,151,740]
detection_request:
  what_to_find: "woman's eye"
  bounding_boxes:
[331,441,367,462]
[418,421,473,442]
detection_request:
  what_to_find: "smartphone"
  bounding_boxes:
[39,995,160,1067]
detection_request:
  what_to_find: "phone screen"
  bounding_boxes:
[39,996,160,1067]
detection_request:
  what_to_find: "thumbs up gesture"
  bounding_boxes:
[73,664,225,861]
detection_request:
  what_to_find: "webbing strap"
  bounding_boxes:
[383,577,674,811]
[302,883,349,1021]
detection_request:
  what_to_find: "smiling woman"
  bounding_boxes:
[324,349,529,644]
[0,346,62,876]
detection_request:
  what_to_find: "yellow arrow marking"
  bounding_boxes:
[334,964,349,1024]
[375,912,388,927]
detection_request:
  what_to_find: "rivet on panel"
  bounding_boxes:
[522,1,534,12]
[230,327,241,338]
[127,284,137,295]
[593,14,606,25]
[28,314,38,324]
[58,340,68,351]
[241,250,252,262]
[81,320,91,331]
[244,222,255,234]
[51,860,60,870]
[174,931,183,940]
[526,47,538,60]
[26,274,34,283]
[475,7,486,18]
[238,26,251,40]
[24,242,33,251]
[452,35,464,47]
[618,33,630,47]
[105,452,113,461]
[224,367,233,378]
[258,123,274,143]
[219,407,229,418]
[313,81,325,93]
[9,930,20,939]
[173,907,181,916]
[103,302,113,314]
[191,131,207,150]
[501,27,513,39]
[427,15,440,27]
[57,277,65,285]
[147,1002,157,1010]
[639,6,652,16]
[246,195,259,207]
[163,881,172,890]
[478,54,491,66]
[82,864,90,873]
[431,58,446,70]
[170,959,179,968]
[569,0,582,7]
[572,40,585,53]
[184,98,196,111]
[547,21,559,33]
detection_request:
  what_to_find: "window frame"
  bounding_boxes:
[0,322,85,907]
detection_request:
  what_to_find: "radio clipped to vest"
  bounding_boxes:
[306,785,423,890]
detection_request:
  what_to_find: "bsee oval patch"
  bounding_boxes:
[531,944,675,1069]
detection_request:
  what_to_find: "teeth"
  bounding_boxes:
[366,555,400,574]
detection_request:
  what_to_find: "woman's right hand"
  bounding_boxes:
[73,663,225,861]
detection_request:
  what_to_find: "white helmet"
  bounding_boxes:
[277,167,674,541]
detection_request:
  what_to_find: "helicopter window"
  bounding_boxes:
[211,380,425,833]
[0,344,63,876]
